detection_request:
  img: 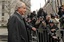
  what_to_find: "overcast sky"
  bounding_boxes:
[31,0,48,12]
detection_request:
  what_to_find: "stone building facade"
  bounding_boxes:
[43,0,64,15]
[0,0,31,26]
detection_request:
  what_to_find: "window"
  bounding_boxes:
[2,13,4,16]
[2,1,4,16]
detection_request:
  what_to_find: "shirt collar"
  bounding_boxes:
[16,11,25,18]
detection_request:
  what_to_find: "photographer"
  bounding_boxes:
[47,20,59,42]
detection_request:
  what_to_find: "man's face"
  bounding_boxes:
[50,23,54,27]
[18,4,26,15]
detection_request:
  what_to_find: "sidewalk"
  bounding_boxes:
[0,28,8,35]
[0,28,8,42]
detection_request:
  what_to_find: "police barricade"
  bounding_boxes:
[37,28,51,42]
[58,29,64,42]
[31,28,64,42]
[31,29,48,42]
[31,30,39,42]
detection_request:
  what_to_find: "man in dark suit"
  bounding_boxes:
[7,1,36,42]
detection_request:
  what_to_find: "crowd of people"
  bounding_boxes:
[7,1,64,42]
[26,5,64,42]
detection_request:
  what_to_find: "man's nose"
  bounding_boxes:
[25,9,26,12]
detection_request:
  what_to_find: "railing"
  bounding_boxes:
[30,29,64,42]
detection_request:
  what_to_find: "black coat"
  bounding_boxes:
[47,25,58,36]
[7,11,32,42]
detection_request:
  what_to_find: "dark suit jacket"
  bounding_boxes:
[7,11,32,42]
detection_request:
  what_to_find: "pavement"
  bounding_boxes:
[0,28,8,35]
[0,27,8,42]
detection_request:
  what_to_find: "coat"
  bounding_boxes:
[38,23,46,33]
[7,11,32,42]
[38,23,48,42]
[47,25,58,36]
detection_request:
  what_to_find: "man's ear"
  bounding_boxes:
[17,7,21,11]
[18,7,21,9]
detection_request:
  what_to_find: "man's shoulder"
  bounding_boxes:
[9,14,17,19]
[8,14,18,22]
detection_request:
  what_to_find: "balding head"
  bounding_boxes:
[15,1,26,15]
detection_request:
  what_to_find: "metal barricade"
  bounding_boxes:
[38,29,60,42]
[31,30,39,42]
[31,29,64,42]
[59,29,64,42]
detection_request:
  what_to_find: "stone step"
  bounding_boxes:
[0,35,8,41]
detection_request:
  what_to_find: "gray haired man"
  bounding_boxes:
[7,1,36,42]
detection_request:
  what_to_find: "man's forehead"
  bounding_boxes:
[21,3,26,8]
